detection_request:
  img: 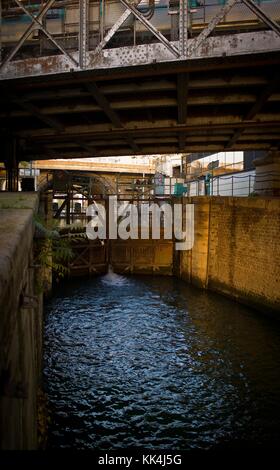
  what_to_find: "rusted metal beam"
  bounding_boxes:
[177,73,189,124]
[119,0,180,57]
[1,32,279,81]
[79,0,89,68]
[18,120,280,151]
[178,133,186,151]
[33,132,280,153]
[86,81,123,128]
[242,0,280,37]
[13,0,78,68]
[245,76,280,121]
[188,0,239,56]
[33,135,223,149]
[9,76,270,102]
[179,0,188,58]
[24,122,280,141]
[126,136,141,153]
[225,75,280,148]
[0,0,57,72]
[225,128,244,149]
[90,0,142,62]
[15,98,64,132]
[85,81,140,153]
[77,140,98,155]
[26,142,274,159]
[5,91,280,119]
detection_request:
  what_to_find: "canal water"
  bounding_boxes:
[44,273,280,450]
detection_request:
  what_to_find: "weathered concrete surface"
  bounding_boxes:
[0,192,43,449]
[177,196,280,315]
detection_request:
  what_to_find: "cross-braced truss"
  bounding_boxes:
[0,0,280,76]
[0,0,280,160]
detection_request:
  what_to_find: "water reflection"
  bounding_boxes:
[44,274,280,449]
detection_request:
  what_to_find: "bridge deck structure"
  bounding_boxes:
[0,0,280,184]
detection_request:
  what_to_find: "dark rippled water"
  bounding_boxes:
[44,272,280,450]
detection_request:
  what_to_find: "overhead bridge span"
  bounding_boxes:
[0,0,280,184]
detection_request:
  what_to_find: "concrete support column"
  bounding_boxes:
[3,139,19,192]
[253,151,280,197]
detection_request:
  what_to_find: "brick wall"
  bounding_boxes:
[178,197,280,314]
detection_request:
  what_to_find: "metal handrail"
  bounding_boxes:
[187,170,280,197]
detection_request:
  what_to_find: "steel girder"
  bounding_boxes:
[0,0,280,76]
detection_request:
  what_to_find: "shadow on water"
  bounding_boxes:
[44,273,280,450]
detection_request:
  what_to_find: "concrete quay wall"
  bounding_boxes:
[0,193,43,449]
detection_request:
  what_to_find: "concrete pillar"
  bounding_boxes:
[3,138,19,192]
[253,151,280,197]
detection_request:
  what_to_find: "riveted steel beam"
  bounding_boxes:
[17,99,65,132]
[179,0,188,58]
[177,72,189,124]
[86,81,140,152]
[242,0,280,37]
[86,82,123,129]
[91,0,142,63]
[225,75,280,148]
[119,0,180,57]
[77,140,98,155]
[12,0,78,68]
[79,0,89,68]
[0,0,57,72]
[188,0,239,56]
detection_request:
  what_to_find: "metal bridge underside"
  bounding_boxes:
[0,0,280,160]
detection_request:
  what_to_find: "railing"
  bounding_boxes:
[187,170,280,197]
[184,158,244,180]
[188,0,280,35]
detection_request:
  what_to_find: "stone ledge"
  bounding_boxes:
[0,193,39,305]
